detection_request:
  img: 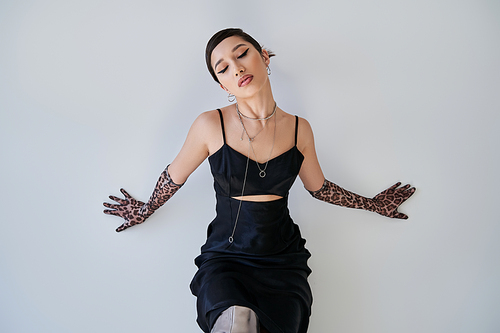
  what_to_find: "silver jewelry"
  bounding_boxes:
[236,102,277,121]
[229,141,250,244]
[236,102,277,141]
[237,108,277,178]
[249,115,276,178]
[237,112,271,142]
[228,93,235,103]
[267,66,271,75]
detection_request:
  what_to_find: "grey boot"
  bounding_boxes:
[210,305,260,333]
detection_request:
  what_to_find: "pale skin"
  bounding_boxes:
[168,36,325,201]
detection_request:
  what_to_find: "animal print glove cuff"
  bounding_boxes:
[308,179,415,219]
[103,165,183,232]
[139,165,183,219]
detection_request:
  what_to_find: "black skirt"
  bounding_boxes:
[190,195,313,333]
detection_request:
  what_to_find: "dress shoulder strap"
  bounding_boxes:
[217,109,226,144]
[294,115,299,146]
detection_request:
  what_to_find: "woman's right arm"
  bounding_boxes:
[103,110,221,231]
[168,110,218,184]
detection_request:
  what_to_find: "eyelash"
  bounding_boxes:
[217,48,250,74]
[217,66,228,74]
[238,48,249,59]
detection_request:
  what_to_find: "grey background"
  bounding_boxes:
[1,0,499,332]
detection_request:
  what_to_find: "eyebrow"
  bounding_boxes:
[213,43,247,71]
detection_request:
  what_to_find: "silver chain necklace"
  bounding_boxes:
[239,116,270,142]
[229,143,250,244]
[237,106,277,178]
[236,102,277,121]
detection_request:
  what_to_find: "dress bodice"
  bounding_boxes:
[208,109,304,198]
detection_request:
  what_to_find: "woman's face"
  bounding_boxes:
[211,36,270,99]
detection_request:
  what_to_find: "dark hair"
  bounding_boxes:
[205,28,275,83]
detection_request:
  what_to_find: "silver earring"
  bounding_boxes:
[267,66,271,75]
[228,93,235,103]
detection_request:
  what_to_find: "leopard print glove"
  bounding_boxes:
[103,166,183,232]
[309,179,415,219]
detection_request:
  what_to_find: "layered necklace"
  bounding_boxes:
[236,102,277,178]
[229,102,277,244]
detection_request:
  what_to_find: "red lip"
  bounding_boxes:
[238,74,253,87]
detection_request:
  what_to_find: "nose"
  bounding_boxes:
[235,68,244,77]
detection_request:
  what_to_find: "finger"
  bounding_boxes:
[400,186,416,199]
[399,185,415,193]
[396,184,415,196]
[406,187,416,198]
[116,223,129,232]
[120,188,132,199]
[109,195,127,205]
[388,182,401,191]
[392,212,408,219]
[103,202,120,209]
[103,209,120,216]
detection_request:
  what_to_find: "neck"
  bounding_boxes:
[236,99,276,120]
[235,82,276,119]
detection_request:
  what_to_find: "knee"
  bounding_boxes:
[211,305,260,333]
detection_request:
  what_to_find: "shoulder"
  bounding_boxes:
[295,116,315,152]
[275,109,315,151]
[278,110,313,133]
[275,108,314,144]
[189,109,223,136]
[193,109,220,126]
[296,116,313,134]
[296,116,314,138]
[192,105,236,127]
[187,108,228,154]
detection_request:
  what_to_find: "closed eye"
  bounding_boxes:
[217,65,228,74]
[217,48,249,74]
[237,48,249,58]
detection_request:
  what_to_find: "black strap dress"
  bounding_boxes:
[190,109,313,333]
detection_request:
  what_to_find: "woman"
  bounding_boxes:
[103,28,415,333]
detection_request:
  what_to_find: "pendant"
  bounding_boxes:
[229,236,234,243]
[259,170,266,178]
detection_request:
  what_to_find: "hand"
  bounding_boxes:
[372,182,416,219]
[103,188,147,232]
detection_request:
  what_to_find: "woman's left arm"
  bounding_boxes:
[297,118,416,219]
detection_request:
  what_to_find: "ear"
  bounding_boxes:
[261,49,270,66]
[220,84,229,93]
